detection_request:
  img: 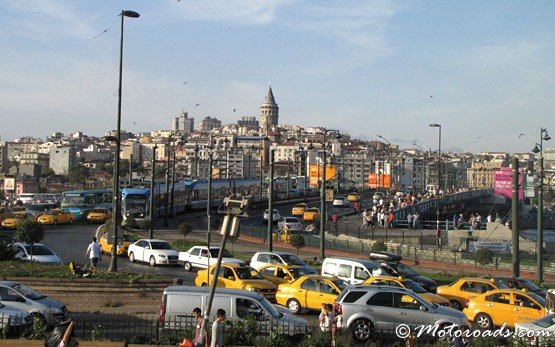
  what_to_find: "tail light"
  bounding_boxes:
[159,299,166,322]
[465,299,469,308]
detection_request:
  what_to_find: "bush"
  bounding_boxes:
[139,220,151,232]
[179,222,192,239]
[473,248,494,266]
[289,234,306,255]
[370,240,388,252]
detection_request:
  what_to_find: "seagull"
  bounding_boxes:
[233,108,236,112]
[183,81,187,85]
[519,133,525,138]
[133,122,136,125]
[429,95,434,98]
[195,103,200,107]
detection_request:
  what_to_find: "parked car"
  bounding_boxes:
[179,246,244,271]
[333,196,350,208]
[514,313,555,346]
[484,276,547,298]
[99,232,136,255]
[263,209,281,224]
[276,275,348,314]
[258,264,317,286]
[321,257,384,285]
[291,203,308,217]
[302,208,320,222]
[160,286,309,339]
[86,208,112,223]
[1,212,32,229]
[127,239,179,266]
[436,277,509,310]
[37,209,74,225]
[11,242,62,264]
[0,302,32,335]
[347,192,360,202]
[277,217,303,232]
[363,276,449,306]
[250,251,312,270]
[194,264,277,302]
[335,285,469,342]
[25,203,59,220]
[0,281,68,325]
[377,261,437,292]
[464,289,546,329]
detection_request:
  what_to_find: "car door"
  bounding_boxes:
[135,240,148,262]
[0,285,30,313]
[366,291,395,330]
[482,292,513,326]
[317,280,340,307]
[511,293,544,326]
[218,267,238,289]
[197,248,210,268]
[393,293,430,327]
[299,278,318,309]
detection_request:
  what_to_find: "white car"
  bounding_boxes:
[333,195,350,208]
[250,251,310,270]
[178,246,245,271]
[127,239,179,266]
[263,209,281,224]
[11,242,62,264]
[514,313,555,346]
[277,217,303,232]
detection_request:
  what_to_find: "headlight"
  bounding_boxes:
[157,254,167,258]
[138,213,144,217]
[51,307,61,314]
[248,287,259,292]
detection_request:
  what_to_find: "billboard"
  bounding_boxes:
[367,174,391,189]
[308,164,337,188]
[493,167,523,200]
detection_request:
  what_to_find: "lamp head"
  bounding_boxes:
[429,123,441,128]
[122,10,140,18]
[543,132,551,142]
[531,144,540,154]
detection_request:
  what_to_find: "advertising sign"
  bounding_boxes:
[493,167,523,200]
[367,174,391,188]
[468,241,511,254]
[308,164,337,187]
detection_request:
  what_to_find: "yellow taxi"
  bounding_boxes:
[194,263,277,302]
[37,209,74,225]
[0,208,14,224]
[1,211,32,229]
[291,203,308,217]
[302,208,320,222]
[347,192,360,202]
[99,232,136,255]
[87,208,112,223]
[464,289,546,329]
[436,277,508,311]
[276,275,347,314]
[364,276,449,306]
[258,264,317,286]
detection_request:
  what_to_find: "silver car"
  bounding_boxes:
[335,285,469,342]
[0,281,67,325]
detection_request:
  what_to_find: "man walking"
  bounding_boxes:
[192,307,206,347]
[436,228,442,250]
[85,237,101,270]
[331,212,338,234]
[211,309,226,347]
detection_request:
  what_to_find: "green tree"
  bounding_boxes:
[15,220,45,262]
[370,240,388,253]
[473,248,494,267]
[178,222,192,239]
[289,234,306,255]
[67,164,90,184]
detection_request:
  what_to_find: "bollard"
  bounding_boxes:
[420,233,423,250]
[414,247,418,265]
[433,249,436,262]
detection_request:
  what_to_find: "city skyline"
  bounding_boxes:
[1,1,554,153]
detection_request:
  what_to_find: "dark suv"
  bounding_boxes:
[335,285,469,342]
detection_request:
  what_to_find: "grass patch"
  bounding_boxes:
[170,240,204,252]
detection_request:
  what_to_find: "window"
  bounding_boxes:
[200,249,208,257]
[319,281,338,295]
[367,292,393,307]
[323,262,337,276]
[222,268,235,280]
[269,255,281,265]
[258,254,270,263]
[338,264,352,278]
[395,293,421,310]
[486,293,510,304]
[236,298,264,319]
[342,291,366,303]
[260,267,275,276]
[514,294,539,309]
[190,248,200,257]
[301,279,318,291]
[354,267,370,280]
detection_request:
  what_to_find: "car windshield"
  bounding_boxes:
[23,245,55,256]
[402,279,427,293]
[395,263,418,277]
[91,209,108,213]
[235,267,264,280]
[332,279,348,291]
[519,279,541,292]
[209,249,232,257]
[12,283,44,300]
[529,292,547,307]
[150,242,172,250]
[259,296,280,319]
[533,314,555,328]
[280,254,305,266]
[289,267,315,278]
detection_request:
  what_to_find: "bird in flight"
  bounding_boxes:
[518,133,525,138]
[195,103,200,107]
[233,108,236,112]
[183,81,187,85]
[429,95,434,98]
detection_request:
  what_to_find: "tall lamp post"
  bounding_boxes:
[267,149,275,251]
[532,127,551,283]
[149,145,157,239]
[412,141,427,193]
[377,135,393,191]
[206,135,229,250]
[109,9,139,273]
[429,123,442,233]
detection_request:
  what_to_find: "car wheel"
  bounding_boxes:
[129,252,135,262]
[351,318,374,342]
[287,299,301,315]
[475,313,493,330]
[184,262,192,272]
[449,300,463,311]
[29,312,47,326]
[149,256,156,266]
[68,219,73,225]
[201,283,207,287]
[53,219,58,226]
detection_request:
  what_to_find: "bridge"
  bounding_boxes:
[394,189,497,223]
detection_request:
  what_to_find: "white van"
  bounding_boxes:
[321,257,384,285]
[160,286,308,339]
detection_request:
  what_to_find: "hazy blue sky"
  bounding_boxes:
[1,0,554,153]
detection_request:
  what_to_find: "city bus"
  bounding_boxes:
[60,189,112,221]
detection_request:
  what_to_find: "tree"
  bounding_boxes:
[289,234,305,255]
[15,220,45,262]
[178,222,192,239]
[473,248,494,267]
[370,240,388,253]
[67,164,90,184]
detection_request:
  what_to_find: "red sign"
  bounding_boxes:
[493,167,523,200]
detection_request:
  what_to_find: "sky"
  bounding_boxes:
[1,0,554,154]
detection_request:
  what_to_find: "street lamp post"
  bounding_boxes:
[377,135,393,192]
[267,149,275,251]
[149,145,157,239]
[164,143,170,228]
[206,135,229,250]
[532,127,551,283]
[171,151,176,217]
[429,123,442,233]
[109,9,139,273]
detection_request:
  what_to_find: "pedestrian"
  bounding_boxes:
[319,304,332,332]
[211,309,226,347]
[407,213,413,229]
[436,228,442,249]
[387,212,395,230]
[361,209,369,229]
[331,212,338,234]
[192,307,206,347]
[85,237,101,270]
[412,213,419,229]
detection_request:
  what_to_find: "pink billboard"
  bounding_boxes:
[493,167,524,200]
